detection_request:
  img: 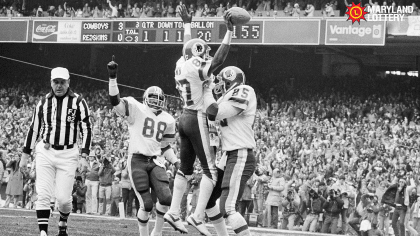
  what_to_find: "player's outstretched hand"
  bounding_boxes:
[107,55,118,79]
[179,4,192,24]
[223,10,234,31]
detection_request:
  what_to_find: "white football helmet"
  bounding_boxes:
[214,66,246,95]
[143,86,166,111]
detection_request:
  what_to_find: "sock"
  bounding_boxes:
[227,212,251,236]
[193,175,216,221]
[137,208,149,236]
[205,204,229,236]
[37,209,51,233]
[59,211,70,227]
[154,202,168,234]
[168,172,188,215]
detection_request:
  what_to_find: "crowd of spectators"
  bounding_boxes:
[1,66,420,235]
[1,0,419,18]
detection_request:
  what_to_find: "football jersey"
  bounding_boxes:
[217,85,257,151]
[117,97,176,157]
[175,56,212,110]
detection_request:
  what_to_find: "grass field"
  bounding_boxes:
[0,208,302,236]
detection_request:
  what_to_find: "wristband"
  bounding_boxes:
[109,78,119,96]
[184,23,191,36]
[222,30,232,45]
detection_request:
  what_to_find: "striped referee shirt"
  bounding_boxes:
[23,88,92,155]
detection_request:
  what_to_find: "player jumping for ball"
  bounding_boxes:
[204,66,257,236]
[163,5,233,236]
[108,56,178,236]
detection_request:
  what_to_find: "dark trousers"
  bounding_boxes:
[321,214,340,234]
[238,200,252,217]
[122,188,139,217]
[341,208,348,233]
[392,206,407,236]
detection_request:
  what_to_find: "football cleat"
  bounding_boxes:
[56,226,68,236]
[187,215,212,236]
[214,66,246,95]
[163,212,188,234]
[40,230,48,236]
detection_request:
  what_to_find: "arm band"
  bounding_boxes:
[109,78,120,106]
[184,23,191,36]
[222,30,232,45]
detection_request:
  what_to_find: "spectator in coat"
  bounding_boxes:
[238,174,254,217]
[253,165,269,227]
[303,188,326,232]
[266,168,284,229]
[110,177,121,216]
[85,152,100,214]
[321,189,344,234]
[72,176,87,213]
[331,175,356,234]
[281,185,301,230]
[98,155,116,215]
[4,154,24,208]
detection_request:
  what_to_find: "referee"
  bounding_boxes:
[20,67,92,236]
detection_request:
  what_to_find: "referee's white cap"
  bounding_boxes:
[51,67,70,80]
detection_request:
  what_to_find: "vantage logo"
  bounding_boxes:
[329,25,382,38]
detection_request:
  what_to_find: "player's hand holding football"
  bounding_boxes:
[179,4,192,24]
[107,55,118,79]
[223,10,234,31]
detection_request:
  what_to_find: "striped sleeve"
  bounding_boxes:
[78,97,92,154]
[228,95,249,110]
[23,99,44,154]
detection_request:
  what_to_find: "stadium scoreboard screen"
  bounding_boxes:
[1,19,387,45]
[80,20,262,44]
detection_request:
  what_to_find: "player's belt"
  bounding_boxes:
[44,141,74,150]
[132,153,156,160]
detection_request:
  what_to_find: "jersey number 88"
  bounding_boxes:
[142,117,167,142]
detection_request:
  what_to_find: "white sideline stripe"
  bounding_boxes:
[0,208,342,236]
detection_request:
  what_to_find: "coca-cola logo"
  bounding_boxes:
[36,25,57,33]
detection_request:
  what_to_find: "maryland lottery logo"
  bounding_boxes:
[346,2,413,24]
[346,3,369,24]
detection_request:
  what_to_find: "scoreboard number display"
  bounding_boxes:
[81,20,262,44]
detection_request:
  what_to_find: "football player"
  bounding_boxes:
[107,56,178,236]
[164,4,233,236]
[203,66,257,236]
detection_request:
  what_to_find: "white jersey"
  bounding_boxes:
[175,56,212,110]
[117,97,176,156]
[217,85,257,151]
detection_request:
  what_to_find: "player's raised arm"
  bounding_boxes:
[179,4,192,44]
[207,10,233,75]
[108,56,128,117]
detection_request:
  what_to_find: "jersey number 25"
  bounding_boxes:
[142,117,167,142]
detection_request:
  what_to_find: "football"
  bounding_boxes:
[229,7,251,26]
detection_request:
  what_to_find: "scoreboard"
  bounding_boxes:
[80,20,262,44]
[1,18,387,45]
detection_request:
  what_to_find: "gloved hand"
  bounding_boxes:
[223,10,234,31]
[179,4,192,24]
[107,55,118,79]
